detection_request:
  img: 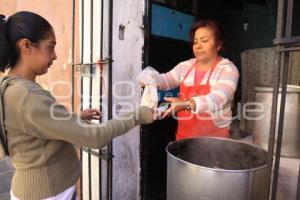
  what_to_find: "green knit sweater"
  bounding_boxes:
[1,77,153,200]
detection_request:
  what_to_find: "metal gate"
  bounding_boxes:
[71,0,113,199]
[267,0,300,199]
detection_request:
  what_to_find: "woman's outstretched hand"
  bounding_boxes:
[159,97,196,119]
[80,108,102,121]
[160,97,185,119]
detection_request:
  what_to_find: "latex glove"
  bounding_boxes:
[137,66,160,86]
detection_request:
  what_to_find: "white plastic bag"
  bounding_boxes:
[137,66,160,85]
[140,84,158,109]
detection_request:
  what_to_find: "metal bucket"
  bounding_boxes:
[252,85,300,158]
[166,137,268,200]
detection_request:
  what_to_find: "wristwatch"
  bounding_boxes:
[185,100,192,111]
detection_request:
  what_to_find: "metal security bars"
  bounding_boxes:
[267,0,300,199]
[71,0,113,199]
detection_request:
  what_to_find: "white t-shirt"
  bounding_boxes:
[11,185,76,200]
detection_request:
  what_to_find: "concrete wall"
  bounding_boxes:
[111,0,144,199]
[0,0,79,107]
[79,0,144,199]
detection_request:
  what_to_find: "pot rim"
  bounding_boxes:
[166,137,268,173]
[254,85,300,93]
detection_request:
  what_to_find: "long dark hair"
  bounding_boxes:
[0,11,53,72]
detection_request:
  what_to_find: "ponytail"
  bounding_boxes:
[0,12,53,73]
[0,15,11,72]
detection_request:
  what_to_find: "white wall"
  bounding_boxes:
[80,0,144,199]
[112,0,144,199]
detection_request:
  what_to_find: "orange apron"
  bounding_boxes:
[176,59,229,140]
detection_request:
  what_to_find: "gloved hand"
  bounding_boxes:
[137,66,160,86]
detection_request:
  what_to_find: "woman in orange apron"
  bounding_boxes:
[139,20,239,140]
[173,57,230,140]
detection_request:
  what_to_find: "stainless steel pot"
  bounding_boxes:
[252,85,300,158]
[166,137,268,200]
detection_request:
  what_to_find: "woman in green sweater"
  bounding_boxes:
[0,11,153,200]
